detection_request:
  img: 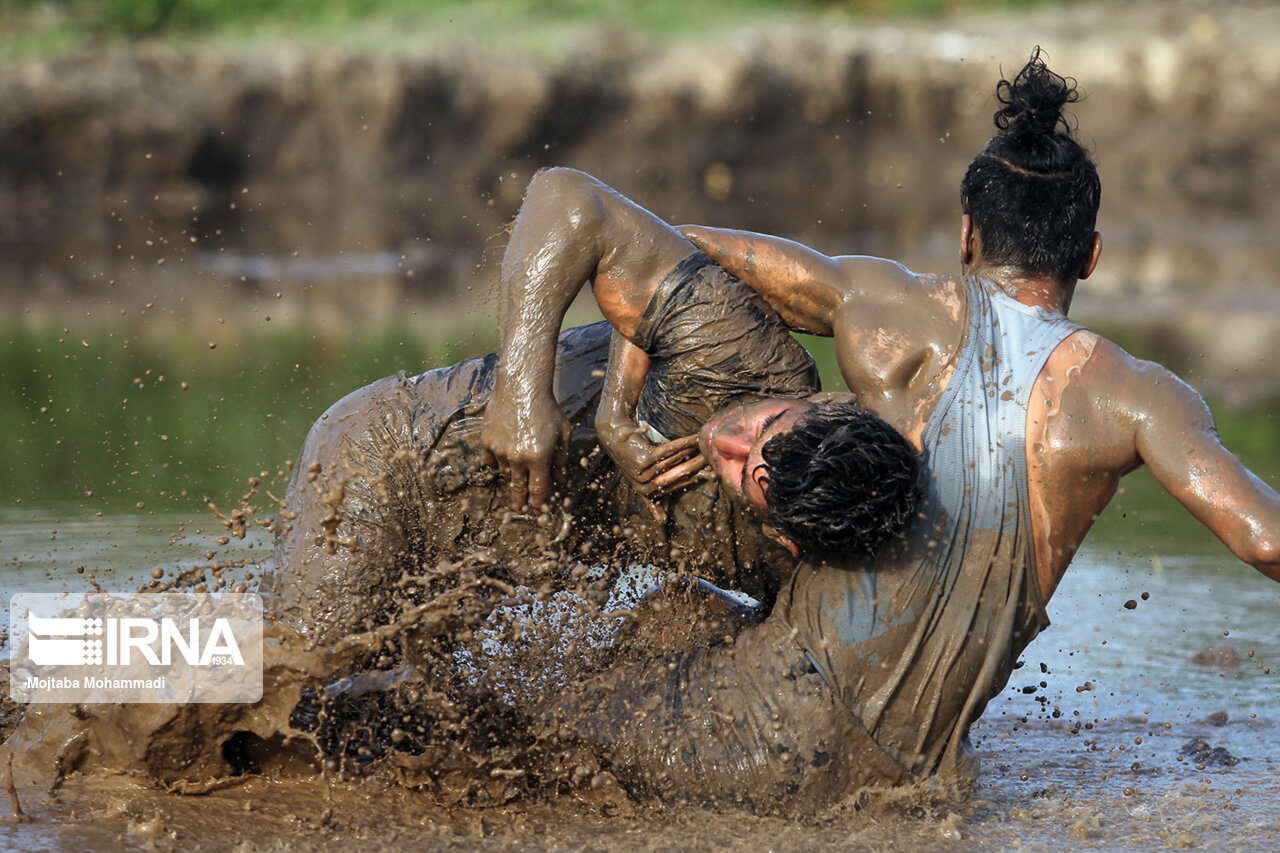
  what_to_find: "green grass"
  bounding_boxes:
[0,0,1072,55]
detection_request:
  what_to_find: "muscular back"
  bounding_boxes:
[845,276,1280,602]
[829,271,1108,601]
[836,272,1280,603]
[1026,333,1145,598]
[682,223,1280,598]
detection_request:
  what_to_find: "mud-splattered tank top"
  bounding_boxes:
[778,275,1083,780]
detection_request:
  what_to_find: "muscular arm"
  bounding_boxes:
[679,225,918,335]
[594,333,704,517]
[681,225,961,436]
[1133,362,1280,580]
[481,167,696,509]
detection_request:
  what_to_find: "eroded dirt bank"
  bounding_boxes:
[3,0,1280,392]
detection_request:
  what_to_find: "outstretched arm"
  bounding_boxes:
[481,167,697,510]
[681,224,958,435]
[680,225,918,335]
[1136,364,1280,581]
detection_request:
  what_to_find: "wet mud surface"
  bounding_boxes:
[3,711,1277,852]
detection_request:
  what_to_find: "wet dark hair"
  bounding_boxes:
[759,402,918,558]
[960,48,1101,283]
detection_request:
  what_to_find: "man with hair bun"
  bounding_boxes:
[486,48,1280,803]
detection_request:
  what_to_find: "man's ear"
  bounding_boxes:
[960,214,977,268]
[1078,231,1102,280]
[762,523,801,557]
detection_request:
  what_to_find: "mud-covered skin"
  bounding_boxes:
[476,168,963,808]
[766,276,1081,790]
[265,321,800,646]
[265,325,613,644]
[483,167,737,511]
[670,212,1280,792]
[686,217,1280,597]
[473,165,1280,805]
[551,274,1074,805]
[630,253,818,440]
[271,171,820,646]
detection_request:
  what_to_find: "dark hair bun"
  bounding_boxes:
[994,47,1079,137]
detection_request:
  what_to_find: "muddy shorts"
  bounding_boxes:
[633,252,820,439]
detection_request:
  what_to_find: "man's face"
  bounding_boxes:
[698,398,813,514]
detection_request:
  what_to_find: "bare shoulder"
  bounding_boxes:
[829,265,968,435]
[833,255,933,295]
[1084,334,1197,393]
[830,259,964,324]
[1052,331,1212,430]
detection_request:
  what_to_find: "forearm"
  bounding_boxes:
[494,280,582,404]
[595,333,650,438]
[594,332,662,485]
[495,167,692,399]
[1215,495,1280,582]
[483,167,697,508]
[593,332,703,506]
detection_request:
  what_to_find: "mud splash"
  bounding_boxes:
[3,506,1279,849]
[0,465,787,822]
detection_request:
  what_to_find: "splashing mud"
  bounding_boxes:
[1,440,828,836]
[4,488,1280,850]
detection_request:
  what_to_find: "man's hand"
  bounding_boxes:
[481,384,571,512]
[598,424,707,522]
[592,331,706,521]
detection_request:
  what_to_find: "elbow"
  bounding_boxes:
[677,225,729,265]
[522,167,605,232]
[1240,536,1280,581]
[678,224,709,246]
[527,167,595,207]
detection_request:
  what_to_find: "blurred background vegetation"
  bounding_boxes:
[6,315,1278,557]
[5,0,1063,31]
[1,0,1068,50]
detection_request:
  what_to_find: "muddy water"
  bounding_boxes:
[2,509,1278,850]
